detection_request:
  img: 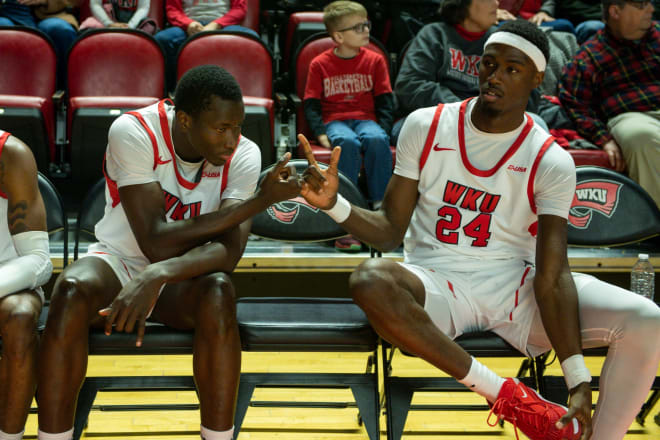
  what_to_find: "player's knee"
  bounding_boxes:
[1,303,39,361]
[350,259,395,305]
[195,272,237,322]
[48,276,95,325]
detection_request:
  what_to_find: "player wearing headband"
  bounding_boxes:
[299,19,660,440]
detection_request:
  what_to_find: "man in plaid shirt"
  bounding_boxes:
[559,0,659,207]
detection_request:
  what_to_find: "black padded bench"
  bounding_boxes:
[235,297,380,439]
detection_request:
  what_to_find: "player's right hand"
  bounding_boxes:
[99,273,163,347]
[299,133,341,210]
[258,152,301,204]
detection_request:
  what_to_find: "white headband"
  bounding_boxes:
[484,31,547,72]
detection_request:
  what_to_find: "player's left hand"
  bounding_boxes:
[557,381,592,439]
[99,273,164,347]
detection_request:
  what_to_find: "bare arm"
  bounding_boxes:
[0,137,47,235]
[535,214,593,437]
[100,198,252,345]
[299,134,417,252]
[119,153,300,263]
[0,136,52,297]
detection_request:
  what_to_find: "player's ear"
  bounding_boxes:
[532,70,544,89]
[177,110,193,131]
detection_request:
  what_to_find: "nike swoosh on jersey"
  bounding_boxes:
[433,144,455,151]
[156,156,172,165]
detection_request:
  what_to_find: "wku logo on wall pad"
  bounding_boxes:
[568,180,622,229]
[267,196,320,224]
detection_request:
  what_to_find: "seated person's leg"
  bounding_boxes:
[351,259,476,382]
[221,25,259,39]
[149,272,239,438]
[0,290,42,436]
[540,18,576,34]
[325,120,361,186]
[36,18,77,89]
[38,257,123,438]
[575,20,605,44]
[526,273,660,440]
[154,27,188,92]
[353,119,392,206]
[607,111,660,207]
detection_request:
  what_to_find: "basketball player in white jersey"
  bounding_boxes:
[299,20,660,440]
[37,66,301,440]
[0,131,52,440]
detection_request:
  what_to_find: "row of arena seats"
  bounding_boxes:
[0,25,611,195]
[31,163,660,439]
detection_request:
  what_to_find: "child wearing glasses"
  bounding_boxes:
[303,0,394,252]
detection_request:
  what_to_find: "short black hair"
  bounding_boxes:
[174,65,243,118]
[493,19,550,66]
[438,0,472,26]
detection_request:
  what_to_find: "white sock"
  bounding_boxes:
[0,429,24,440]
[200,425,234,440]
[37,428,73,440]
[458,357,505,403]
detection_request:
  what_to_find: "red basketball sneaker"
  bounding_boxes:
[487,378,582,440]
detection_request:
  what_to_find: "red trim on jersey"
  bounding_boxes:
[458,99,534,177]
[446,280,457,299]
[526,136,556,214]
[0,131,10,199]
[509,266,532,321]
[220,153,233,194]
[157,100,206,191]
[419,104,445,171]
[102,158,121,208]
[126,111,159,171]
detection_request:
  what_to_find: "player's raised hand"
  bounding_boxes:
[258,152,301,204]
[98,273,164,347]
[299,134,340,210]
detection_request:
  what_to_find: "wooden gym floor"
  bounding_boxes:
[19,350,660,439]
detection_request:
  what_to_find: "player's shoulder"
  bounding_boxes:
[232,135,262,163]
[0,134,37,171]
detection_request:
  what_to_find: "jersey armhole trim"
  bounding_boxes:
[419,104,445,172]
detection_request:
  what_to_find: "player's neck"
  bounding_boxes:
[471,101,526,134]
[172,120,203,162]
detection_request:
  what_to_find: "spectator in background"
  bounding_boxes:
[155,0,259,91]
[559,0,659,206]
[304,1,394,252]
[535,0,605,42]
[0,0,79,88]
[80,0,158,34]
[393,0,547,144]
[497,0,576,33]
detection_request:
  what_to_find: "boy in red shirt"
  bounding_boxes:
[303,0,394,251]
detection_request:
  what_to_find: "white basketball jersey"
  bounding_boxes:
[0,130,18,264]
[94,100,259,262]
[403,99,556,271]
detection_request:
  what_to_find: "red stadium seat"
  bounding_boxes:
[177,31,275,166]
[78,0,166,30]
[282,11,325,73]
[293,34,395,164]
[67,29,165,186]
[0,26,57,171]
